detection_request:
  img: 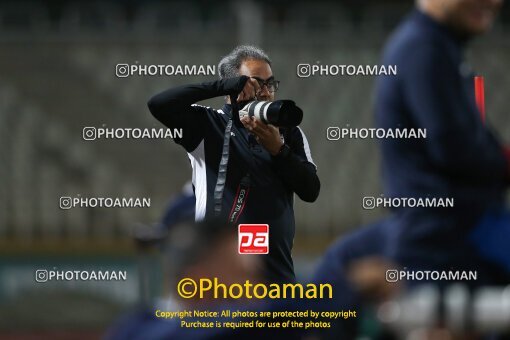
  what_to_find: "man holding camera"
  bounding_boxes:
[148,45,320,283]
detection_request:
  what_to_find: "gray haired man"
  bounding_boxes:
[148,45,320,283]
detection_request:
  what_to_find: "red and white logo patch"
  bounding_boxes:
[238,224,269,254]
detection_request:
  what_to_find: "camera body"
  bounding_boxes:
[239,100,303,127]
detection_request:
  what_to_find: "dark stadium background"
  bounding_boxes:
[0,0,509,338]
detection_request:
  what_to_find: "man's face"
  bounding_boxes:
[437,0,503,35]
[239,59,275,101]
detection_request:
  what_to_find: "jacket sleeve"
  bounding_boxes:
[147,76,249,152]
[401,42,509,185]
[272,127,320,202]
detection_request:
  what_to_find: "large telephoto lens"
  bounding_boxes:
[239,100,303,127]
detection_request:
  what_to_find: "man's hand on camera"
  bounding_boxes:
[241,116,283,155]
[236,78,261,102]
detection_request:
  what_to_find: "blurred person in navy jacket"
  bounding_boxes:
[313,0,510,338]
[375,0,510,276]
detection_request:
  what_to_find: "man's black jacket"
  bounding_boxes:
[148,76,320,282]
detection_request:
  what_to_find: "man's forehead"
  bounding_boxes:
[239,59,273,78]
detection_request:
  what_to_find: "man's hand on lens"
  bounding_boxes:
[237,78,261,102]
[241,116,283,155]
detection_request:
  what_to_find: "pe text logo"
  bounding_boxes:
[238,224,269,254]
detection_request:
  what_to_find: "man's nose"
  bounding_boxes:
[257,87,271,100]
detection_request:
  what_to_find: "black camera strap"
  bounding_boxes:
[213,95,252,220]
[213,116,233,217]
[227,174,251,224]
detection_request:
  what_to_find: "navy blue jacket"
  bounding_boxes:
[375,10,509,266]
